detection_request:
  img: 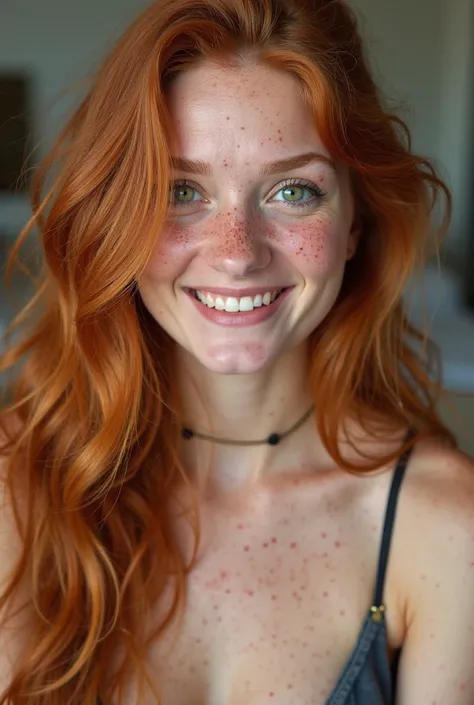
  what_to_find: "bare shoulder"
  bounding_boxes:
[392,436,474,617]
[401,437,474,535]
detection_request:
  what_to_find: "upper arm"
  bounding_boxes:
[395,447,474,704]
[0,419,29,696]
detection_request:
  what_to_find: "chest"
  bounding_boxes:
[121,477,396,704]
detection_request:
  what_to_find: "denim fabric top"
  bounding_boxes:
[97,433,413,705]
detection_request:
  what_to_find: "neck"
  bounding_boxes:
[176,342,318,494]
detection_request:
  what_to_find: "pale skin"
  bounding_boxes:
[1,60,474,705]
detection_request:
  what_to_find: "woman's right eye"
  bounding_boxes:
[169,181,203,208]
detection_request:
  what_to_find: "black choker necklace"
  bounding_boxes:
[181,404,314,447]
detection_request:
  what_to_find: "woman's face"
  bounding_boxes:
[138,60,359,374]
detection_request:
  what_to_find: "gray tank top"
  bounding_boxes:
[97,434,413,705]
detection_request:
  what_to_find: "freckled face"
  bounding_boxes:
[137,61,359,374]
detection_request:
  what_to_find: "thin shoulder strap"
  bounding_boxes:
[372,429,415,610]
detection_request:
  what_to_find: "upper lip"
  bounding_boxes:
[185,286,290,297]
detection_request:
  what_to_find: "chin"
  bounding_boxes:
[194,342,274,375]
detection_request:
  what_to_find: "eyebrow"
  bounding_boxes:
[169,151,336,176]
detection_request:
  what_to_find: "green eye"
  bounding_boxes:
[280,185,306,202]
[172,184,197,203]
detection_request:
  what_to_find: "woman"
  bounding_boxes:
[1,0,473,703]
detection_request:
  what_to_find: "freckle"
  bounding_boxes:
[244,545,250,551]
[245,589,255,596]
[220,571,228,579]
[460,683,467,691]
[290,653,295,659]
[213,604,219,610]
[435,583,440,588]
[195,637,201,643]
[225,588,231,594]
[335,541,341,548]
[263,542,269,548]
[321,532,327,539]
[287,683,293,690]
[203,659,209,666]
[323,591,329,598]
[340,609,346,616]
[302,641,308,647]
[271,594,277,600]
[290,542,297,549]
[430,633,435,639]
[268,693,275,698]
[226,116,230,120]
[202,619,208,625]
[217,616,222,622]
[271,537,277,544]
[237,523,244,530]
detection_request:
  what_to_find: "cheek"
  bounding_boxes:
[142,225,196,280]
[275,218,347,274]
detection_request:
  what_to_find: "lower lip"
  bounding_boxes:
[185,288,293,327]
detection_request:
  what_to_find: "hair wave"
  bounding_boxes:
[0,0,456,702]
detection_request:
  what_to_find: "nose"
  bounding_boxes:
[204,214,272,278]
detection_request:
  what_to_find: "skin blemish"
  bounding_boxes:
[290,541,298,549]
[244,545,250,552]
[323,591,329,598]
[335,541,341,548]
[321,531,327,538]
[271,537,277,544]
[263,542,269,548]
[271,594,277,600]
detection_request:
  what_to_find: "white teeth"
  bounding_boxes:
[239,296,254,312]
[224,297,240,313]
[195,289,283,312]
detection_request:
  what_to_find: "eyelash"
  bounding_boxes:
[168,178,327,211]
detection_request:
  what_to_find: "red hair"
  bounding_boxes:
[0,0,455,702]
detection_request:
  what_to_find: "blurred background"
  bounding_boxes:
[0,0,473,453]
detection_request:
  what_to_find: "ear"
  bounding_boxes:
[346,214,362,261]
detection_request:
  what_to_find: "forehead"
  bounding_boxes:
[165,60,330,164]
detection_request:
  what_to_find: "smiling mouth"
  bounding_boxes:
[190,288,289,313]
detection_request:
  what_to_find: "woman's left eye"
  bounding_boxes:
[271,180,326,208]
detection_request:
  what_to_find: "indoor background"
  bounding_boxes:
[1,0,473,453]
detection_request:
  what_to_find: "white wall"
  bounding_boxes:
[351,0,474,256]
[0,0,150,236]
[1,0,473,254]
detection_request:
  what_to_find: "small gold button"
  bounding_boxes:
[370,604,386,623]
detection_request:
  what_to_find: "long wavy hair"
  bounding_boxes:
[0,0,456,702]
